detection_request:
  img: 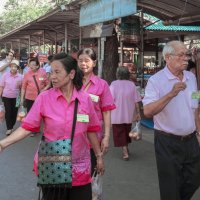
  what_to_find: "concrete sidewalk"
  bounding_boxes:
[0,122,199,200]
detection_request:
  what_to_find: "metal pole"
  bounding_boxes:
[55,32,57,54]
[43,30,45,53]
[64,23,68,53]
[120,38,123,66]
[140,10,144,88]
[28,35,31,57]
[97,38,102,77]
[79,27,82,50]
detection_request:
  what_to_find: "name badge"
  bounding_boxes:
[89,94,99,102]
[192,91,200,99]
[39,77,44,81]
[77,114,89,122]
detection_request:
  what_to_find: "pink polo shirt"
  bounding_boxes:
[142,67,198,135]
[82,74,116,139]
[21,88,100,186]
[0,72,23,98]
[110,80,141,124]
[22,68,48,101]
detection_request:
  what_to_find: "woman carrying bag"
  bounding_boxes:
[0,53,104,200]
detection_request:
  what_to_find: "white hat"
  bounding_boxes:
[10,59,20,67]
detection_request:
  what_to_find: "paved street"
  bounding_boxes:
[0,122,199,200]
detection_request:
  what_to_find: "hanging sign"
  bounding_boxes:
[80,0,136,27]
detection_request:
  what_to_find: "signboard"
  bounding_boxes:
[80,0,136,27]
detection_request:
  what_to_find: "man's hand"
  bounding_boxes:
[169,82,186,98]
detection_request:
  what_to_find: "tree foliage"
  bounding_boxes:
[0,0,72,36]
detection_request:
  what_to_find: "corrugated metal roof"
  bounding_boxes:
[145,21,200,32]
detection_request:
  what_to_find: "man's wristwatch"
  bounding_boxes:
[196,131,200,136]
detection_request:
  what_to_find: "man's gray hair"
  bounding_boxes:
[162,40,185,60]
[116,66,130,80]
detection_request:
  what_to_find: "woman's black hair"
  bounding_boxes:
[51,52,83,91]
[77,48,98,74]
[77,48,96,61]
[29,57,40,66]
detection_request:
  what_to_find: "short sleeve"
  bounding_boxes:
[87,96,101,132]
[100,81,116,112]
[142,78,160,106]
[21,95,43,132]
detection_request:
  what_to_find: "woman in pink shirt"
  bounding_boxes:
[0,53,104,200]
[110,67,141,160]
[77,48,116,173]
[0,59,23,135]
[20,57,50,113]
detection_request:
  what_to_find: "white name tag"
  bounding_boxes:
[39,77,44,81]
[192,91,200,99]
[89,94,99,102]
[77,114,89,123]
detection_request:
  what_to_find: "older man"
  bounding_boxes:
[0,51,14,80]
[143,40,200,200]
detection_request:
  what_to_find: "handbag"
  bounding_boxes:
[37,98,78,188]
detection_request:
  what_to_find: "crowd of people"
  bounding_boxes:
[0,41,200,200]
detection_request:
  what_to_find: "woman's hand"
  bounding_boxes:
[96,154,105,175]
[101,137,109,155]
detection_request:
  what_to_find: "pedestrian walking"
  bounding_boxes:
[0,51,14,80]
[0,53,104,200]
[77,48,116,173]
[142,40,200,200]
[0,59,23,135]
[110,67,141,160]
[20,57,50,113]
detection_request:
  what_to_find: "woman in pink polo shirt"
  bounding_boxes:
[77,48,116,173]
[0,53,104,200]
[20,57,50,113]
[0,59,23,135]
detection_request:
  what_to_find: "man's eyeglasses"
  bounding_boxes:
[170,53,191,58]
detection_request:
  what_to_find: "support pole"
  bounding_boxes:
[140,10,144,88]
[79,27,82,50]
[64,23,68,53]
[43,30,45,53]
[28,35,31,57]
[55,32,57,54]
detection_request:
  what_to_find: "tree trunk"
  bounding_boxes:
[102,34,119,84]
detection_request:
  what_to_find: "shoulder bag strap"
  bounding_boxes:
[33,75,40,95]
[41,98,78,142]
[71,98,78,143]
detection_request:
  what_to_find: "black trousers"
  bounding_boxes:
[41,183,92,200]
[2,97,18,130]
[25,99,35,113]
[154,130,200,200]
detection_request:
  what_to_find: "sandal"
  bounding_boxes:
[122,146,129,161]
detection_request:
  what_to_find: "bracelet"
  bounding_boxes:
[96,153,103,159]
[196,131,200,136]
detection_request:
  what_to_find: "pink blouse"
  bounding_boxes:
[0,72,23,98]
[21,88,100,186]
[22,68,49,101]
[82,74,116,140]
